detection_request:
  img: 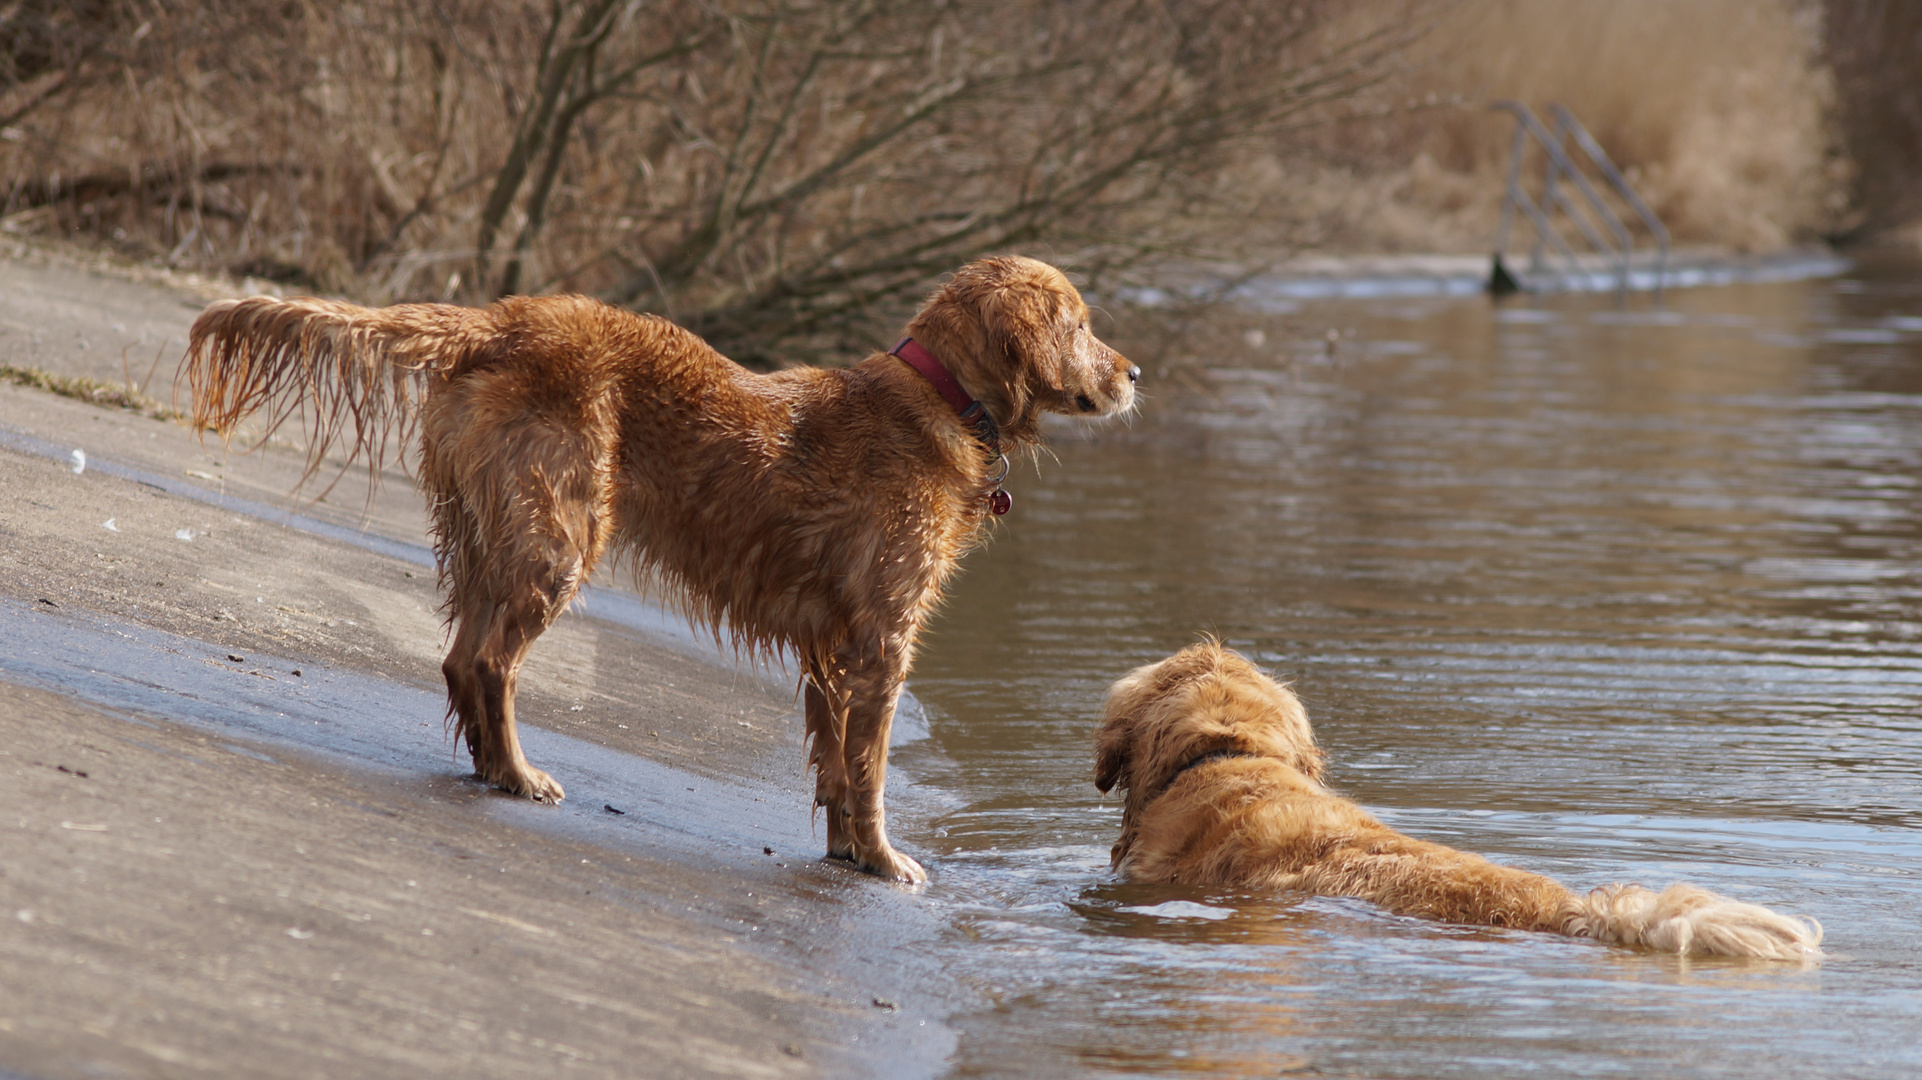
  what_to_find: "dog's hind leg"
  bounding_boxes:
[451,497,605,803]
[440,605,487,763]
[427,386,615,803]
[804,674,850,851]
[461,588,569,802]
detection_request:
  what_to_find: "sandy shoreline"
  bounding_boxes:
[0,246,957,1077]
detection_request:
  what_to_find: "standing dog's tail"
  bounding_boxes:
[1565,882,1822,960]
[184,296,497,483]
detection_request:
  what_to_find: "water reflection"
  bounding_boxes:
[895,254,1922,1077]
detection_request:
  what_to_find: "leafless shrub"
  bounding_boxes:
[0,0,1432,361]
[0,1,129,130]
[1824,0,1922,241]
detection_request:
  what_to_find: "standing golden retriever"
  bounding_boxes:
[1095,642,1823,958]
[184,256,1138,882]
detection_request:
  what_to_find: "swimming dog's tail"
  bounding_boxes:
[1565,882,1822,960]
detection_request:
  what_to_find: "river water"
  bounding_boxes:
[892,256,1922,1077]
[9,250,1917,1077]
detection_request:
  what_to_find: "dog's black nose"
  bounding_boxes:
[1127,365,1141,384]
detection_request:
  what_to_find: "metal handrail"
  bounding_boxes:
[1489,101,1669,296]
[1496,116,1585,272]
[1549,104,1668,295]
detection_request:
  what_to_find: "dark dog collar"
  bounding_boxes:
[1147,748,1256,804]
[891,337,1011,515]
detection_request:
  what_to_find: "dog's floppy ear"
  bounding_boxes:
[981,281,1065,395]
[1096,657,1165,793]
[1093,718,1131,793]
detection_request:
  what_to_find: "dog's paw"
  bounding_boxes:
[490,765,565,804]
[856,845,927,885]
[523,767,565,803]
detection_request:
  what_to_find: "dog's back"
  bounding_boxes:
[1122,755,1583,932]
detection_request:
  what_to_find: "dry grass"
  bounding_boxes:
[0,363,178,421]
[3,0,1910,346]
[1285,0,1851,254]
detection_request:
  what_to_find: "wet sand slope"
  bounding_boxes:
[0,251,956,1077]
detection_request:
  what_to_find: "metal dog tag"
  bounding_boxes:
[989,489,1012,516]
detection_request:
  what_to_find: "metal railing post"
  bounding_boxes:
[1489,101,1669,297]
[1550,104,1670,298]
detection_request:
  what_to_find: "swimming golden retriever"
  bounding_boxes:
[184,256,1138,882]
[1095,642,1822,959]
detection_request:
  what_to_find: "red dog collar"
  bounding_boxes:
[891,338,974,414]
[891,337,1011,515]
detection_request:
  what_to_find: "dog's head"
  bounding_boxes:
[906,256,1138,446]
[1094,640,1324,824]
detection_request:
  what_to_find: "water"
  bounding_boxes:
[891,254,1922,1077]
[11,252,1918,1076]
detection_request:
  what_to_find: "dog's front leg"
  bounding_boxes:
[814,647,925,884]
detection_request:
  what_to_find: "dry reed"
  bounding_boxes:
[1313,0,1850,254]
[3,0,1914,354]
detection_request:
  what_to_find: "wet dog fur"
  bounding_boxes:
[184,256,1138,883]
[1095,642,1822,959]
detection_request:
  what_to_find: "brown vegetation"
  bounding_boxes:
[1313,0,1851,254]
[0,0,1426,361]
[0,363,174,420]
[1823,0,1922,242]
[7,1,1920,360]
